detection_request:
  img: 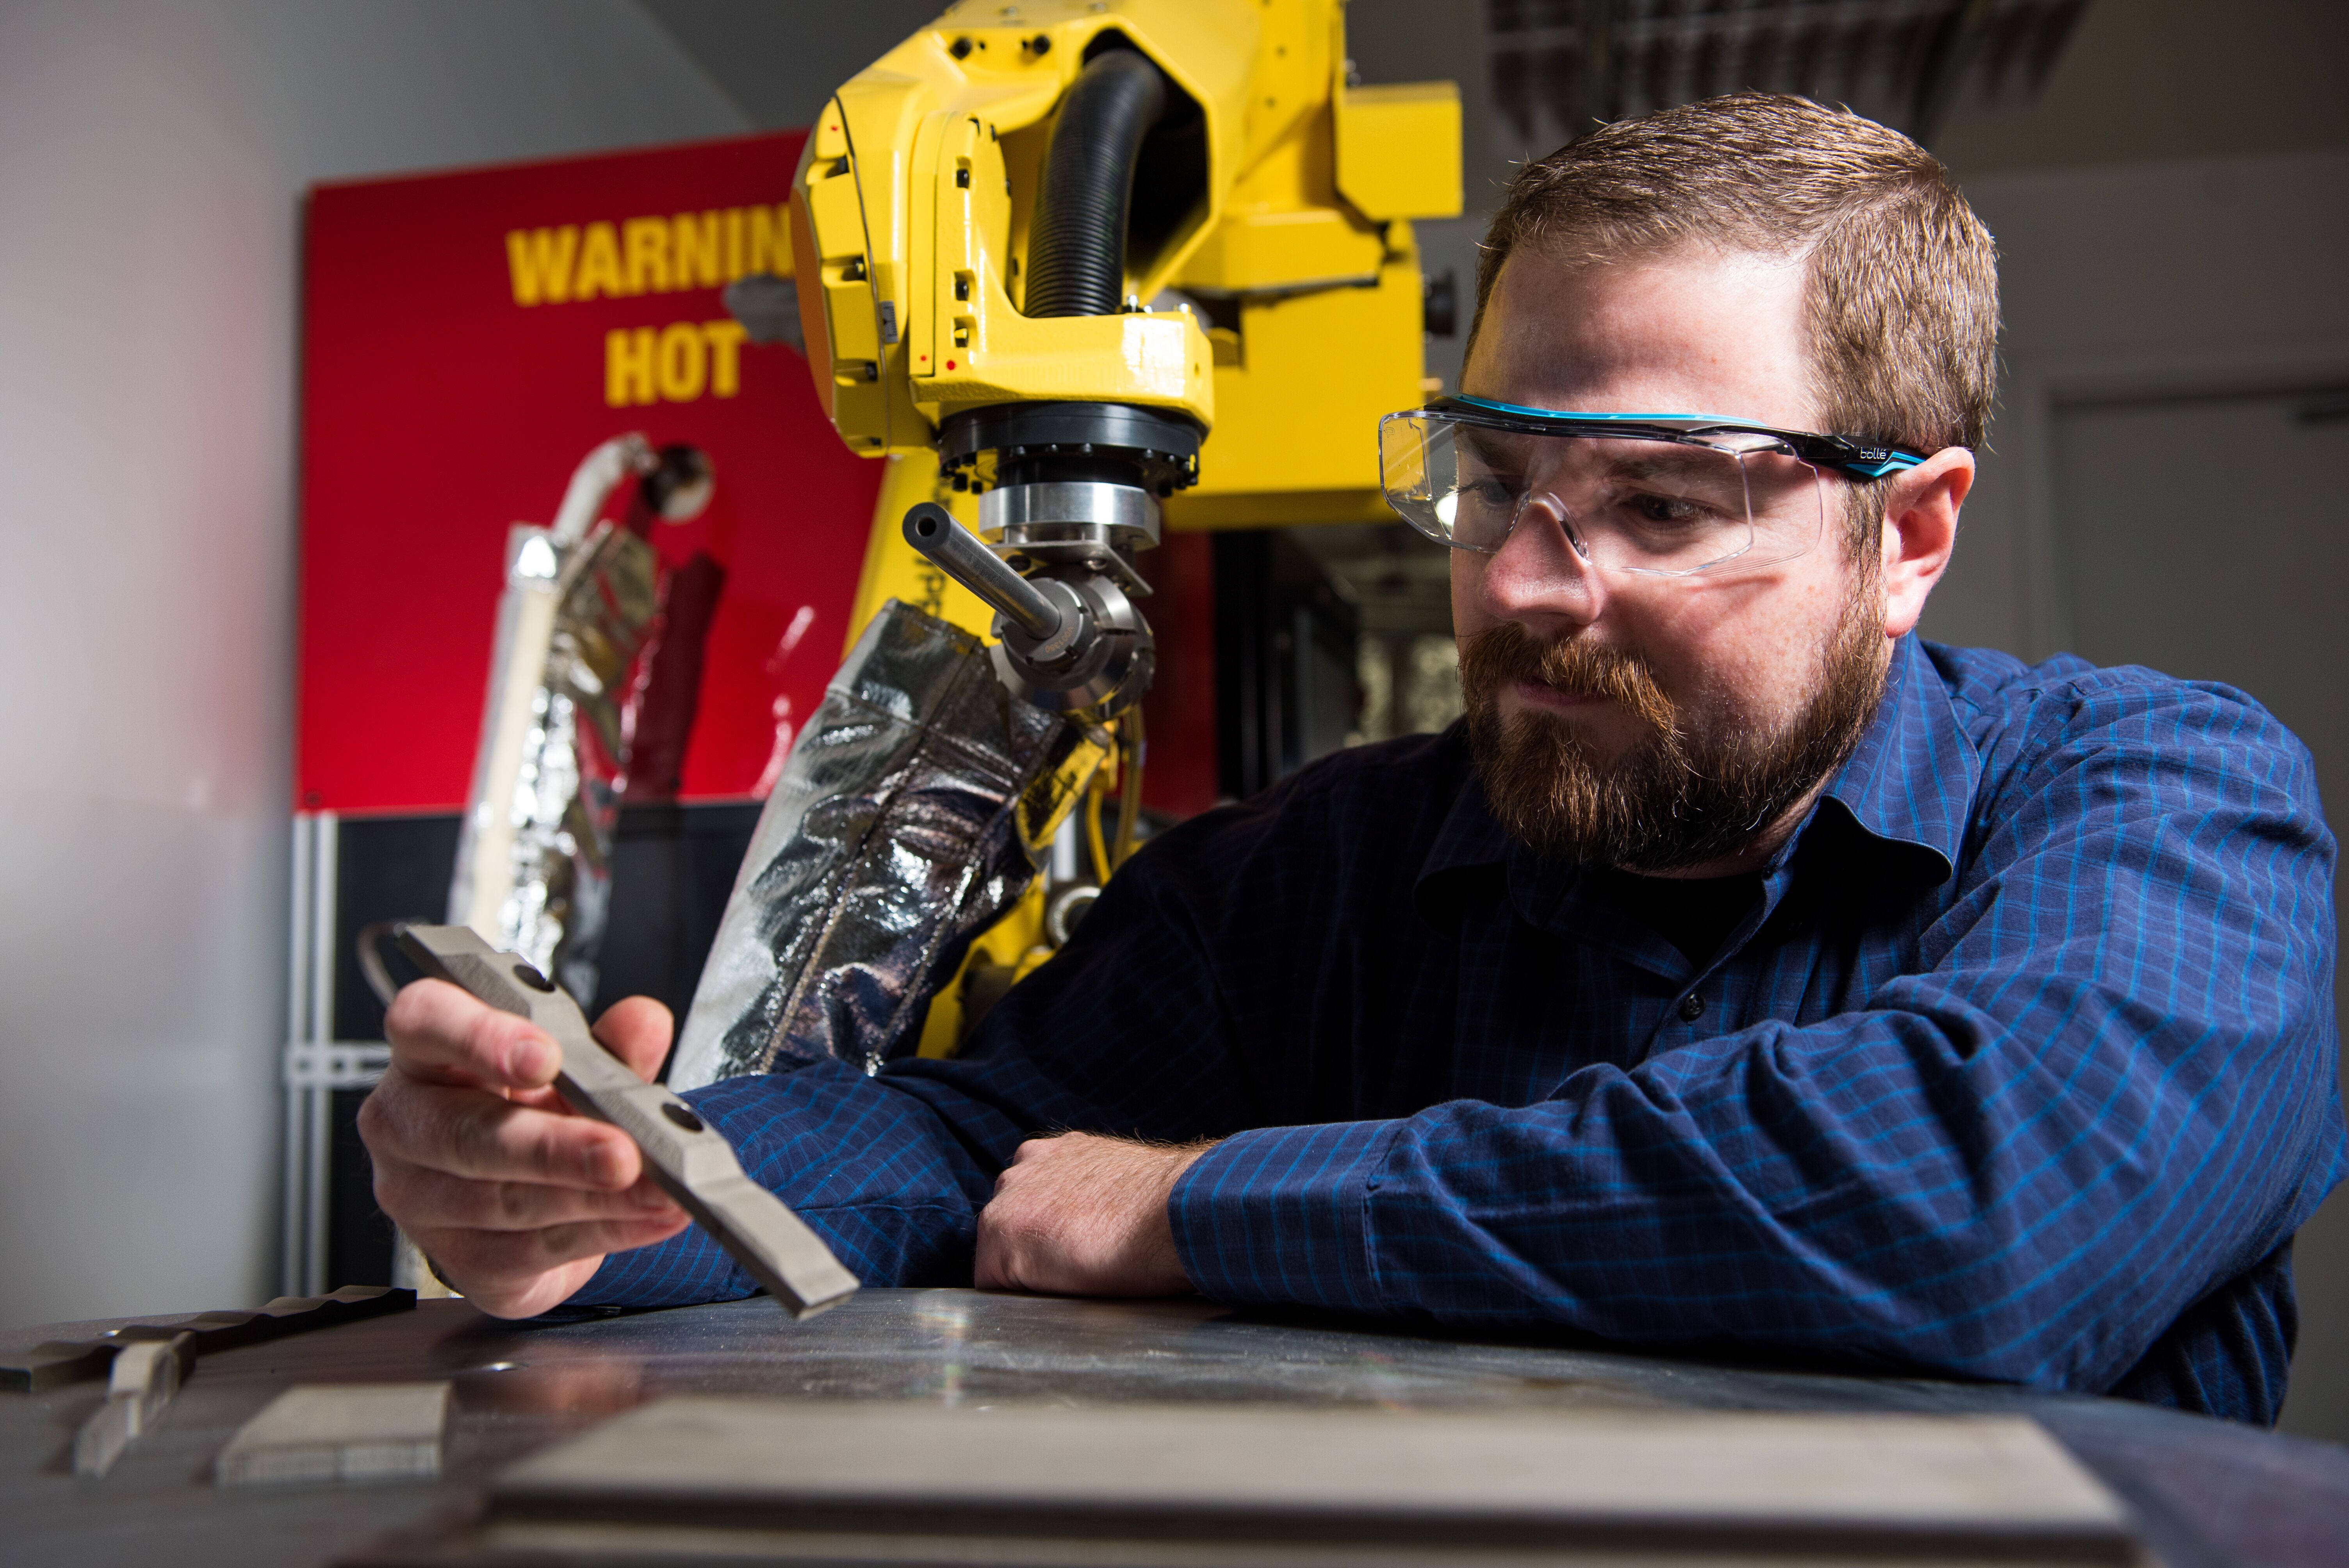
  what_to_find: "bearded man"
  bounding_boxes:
[358,94,2342,1425]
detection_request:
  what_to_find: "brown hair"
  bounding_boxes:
[1469,93,1999,461]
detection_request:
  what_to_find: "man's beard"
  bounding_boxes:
[1460,592,1891,873]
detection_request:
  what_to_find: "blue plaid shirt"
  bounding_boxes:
[588,635,2344,1424]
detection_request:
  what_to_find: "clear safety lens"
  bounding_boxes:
[1379,412,1827,576]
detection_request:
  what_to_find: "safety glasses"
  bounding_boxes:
[1379,396,1925,577]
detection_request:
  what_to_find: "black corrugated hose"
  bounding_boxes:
[1024,48,1169,318]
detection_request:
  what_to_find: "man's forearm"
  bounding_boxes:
[1168,988,2336,1400]
[577,1058,1000,1305]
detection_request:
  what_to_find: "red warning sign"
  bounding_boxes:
[296,130,882,814]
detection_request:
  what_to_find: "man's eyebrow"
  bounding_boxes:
[1591,445,1738,487]
[1457,427,1532,467]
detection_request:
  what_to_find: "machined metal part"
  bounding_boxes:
[1045,883,1099,946]
[721,270,804,351]
[991,570,1154,720]
[981,480,1160,597]
[900,504,1066,643]
[980,480,1161,548]
[0,1285,412,1395]
[71,1333,192,1478]
[394,925,860,1319]
[216,1383,452,1487]
[671,600,1104,1087]
[936,400,1203,499]
[902,504,1156,721]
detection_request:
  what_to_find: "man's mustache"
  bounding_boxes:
[1460,624,1677,736]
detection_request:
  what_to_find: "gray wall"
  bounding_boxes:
[0,0,747,1328]
[1921,148,2349,657]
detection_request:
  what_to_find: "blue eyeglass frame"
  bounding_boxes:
[1426,394,1929,481]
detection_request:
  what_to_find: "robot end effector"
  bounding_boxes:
[822,5,1461,720]
[895,45,1193,722]
[904,499,1154,721]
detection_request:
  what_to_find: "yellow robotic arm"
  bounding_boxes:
[797,0,1461,696]
[770,0,1458,1058]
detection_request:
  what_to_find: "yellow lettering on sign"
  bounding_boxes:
[505,226,579,306]
[606,327,657,406]
[656,322,706,401]
[702,319,747,397]
[672,211,724,290]
[746,203,790,276]
[623,217,671,294]
[573,222,626,301]
[511,204,793,305]
[606,321,750,407]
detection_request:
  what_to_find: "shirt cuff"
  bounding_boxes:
[577,1216,753,1308]
[1169,1119,1401,1313]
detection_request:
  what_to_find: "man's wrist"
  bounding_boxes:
[1145,1142,1215,1290]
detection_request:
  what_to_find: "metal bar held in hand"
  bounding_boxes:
[394,925,860,1319]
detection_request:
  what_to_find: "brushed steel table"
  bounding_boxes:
[6,1288,2347,1565]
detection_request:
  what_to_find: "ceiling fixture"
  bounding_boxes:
[1487,0,2092,149]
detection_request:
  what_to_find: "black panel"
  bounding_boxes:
[333,814,463,1045]
[1213,530,1272,801]
[1212,530,1362,801]
[591,801,764,1032]
[326,1086,396,1289]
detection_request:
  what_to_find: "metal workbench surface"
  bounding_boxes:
[6,1287,2347,1566]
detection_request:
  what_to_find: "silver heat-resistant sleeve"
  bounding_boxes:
[669,599,1099,1088]
[446,519,661,1004]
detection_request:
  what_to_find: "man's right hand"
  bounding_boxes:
[357,980,691,1318]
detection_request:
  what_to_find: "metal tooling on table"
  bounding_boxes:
[5,1289,2347,1566]
[2,1285,412,1392]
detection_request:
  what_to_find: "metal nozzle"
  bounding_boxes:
[902,503,1066,643]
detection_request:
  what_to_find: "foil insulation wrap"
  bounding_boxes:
[447,520,661,1003]
[670,600,1101,1089]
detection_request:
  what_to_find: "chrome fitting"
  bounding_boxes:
[979,481,1162,552]
[991,570,1154,722]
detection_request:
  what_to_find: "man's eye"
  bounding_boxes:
[1625,492,1714,529]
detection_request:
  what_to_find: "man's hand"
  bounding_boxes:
[356,980,690,1319]
[973,1132,1212,1297]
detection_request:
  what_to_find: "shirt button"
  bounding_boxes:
[1678,992,1706,1022]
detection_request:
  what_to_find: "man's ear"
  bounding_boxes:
[1877,447,1972,639]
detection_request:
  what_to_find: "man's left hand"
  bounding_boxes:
[973,1132,1212,1297]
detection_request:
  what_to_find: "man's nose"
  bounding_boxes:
[1476,498,1609,633]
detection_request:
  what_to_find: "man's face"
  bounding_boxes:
[1452,246,1893,874]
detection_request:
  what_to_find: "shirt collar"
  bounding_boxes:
[1413,632,1976,907]
[1813,633,1975,883]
